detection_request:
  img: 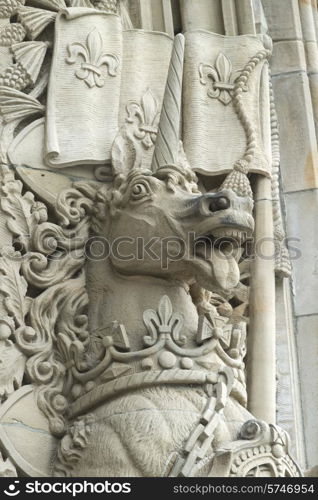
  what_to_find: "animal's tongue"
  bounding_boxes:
[196,240,240,290]
[211,247,240,290]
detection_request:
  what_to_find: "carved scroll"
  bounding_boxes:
[45,9,122,167]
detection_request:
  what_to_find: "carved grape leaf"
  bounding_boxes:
[0,86,44,123]
[69,0,94,7]
[17,6,57,40]
[0,339,25,401]
[32,0,67,11]
[0,174,47,251]
[0,253,29,328]
[111,132,139,176]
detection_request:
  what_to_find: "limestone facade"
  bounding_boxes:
[0,0,316,477]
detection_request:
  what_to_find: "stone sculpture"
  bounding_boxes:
[0,0,301,477]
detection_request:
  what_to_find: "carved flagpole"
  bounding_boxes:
[178,0,277,424]
[248,167,277,424]
[241,3,277,424]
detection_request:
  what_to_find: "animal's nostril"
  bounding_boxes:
[216,197,230,209]
[209,197,230,212]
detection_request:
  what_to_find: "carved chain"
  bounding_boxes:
[169,366,234,477]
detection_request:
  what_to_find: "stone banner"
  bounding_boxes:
[45,9,173,171]
[45,8,122,168]
[183,31,271,177]
[118,30,173,171]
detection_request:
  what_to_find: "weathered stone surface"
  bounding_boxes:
[296,314,318,467]
[261,0,303,41]
[265,0,318,473]
[180,0,224,33]
[271,40,307,76]
[284,189,318,316]
[275,280,306,468]
[0,0,310,478]
[272,73,318,193]
[0,386,57,476]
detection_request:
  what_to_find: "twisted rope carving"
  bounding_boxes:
[232,49,271,168]
[269,69,292,278]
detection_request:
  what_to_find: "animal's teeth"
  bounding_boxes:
[212,228,244,240]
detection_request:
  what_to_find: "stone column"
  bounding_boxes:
[246,13,277,420]
[221,0,238,35]
[236,0,256,34]
[299,0,318,139]
[262,0,318,469]
[180,0,224,33]
[150,0,174,36]
[127,0,174,35]
[248,175,277,423]
[233,0,278,425]
[177,0,278,425]
[276,279,306,466]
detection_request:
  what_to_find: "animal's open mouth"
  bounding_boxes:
[194,225,250,262]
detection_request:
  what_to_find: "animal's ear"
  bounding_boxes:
[177,141,189,167]
[91,184,114,234]
[177,141,196,180]
[111,131,140,178]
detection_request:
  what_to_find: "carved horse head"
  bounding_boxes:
[99,33,255,294]
[100,149,254,294]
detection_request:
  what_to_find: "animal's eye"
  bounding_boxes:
[131,182,150,200]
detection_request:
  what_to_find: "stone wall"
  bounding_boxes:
[262,0,318,469]
[0,0,316,477]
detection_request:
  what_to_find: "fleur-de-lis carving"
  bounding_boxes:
[199,53,244,105]
[126,89,160,149]
[143,295,185,346]
[66,29,119,88]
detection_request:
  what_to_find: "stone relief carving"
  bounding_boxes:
[0,451,17,477]
[18,5,57,40]
[54,414,94,477]
[0,0,301,478]
[66,28,119,87]
[125,89,160,150]
[211,420,302,477]
[199,53,244,105]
